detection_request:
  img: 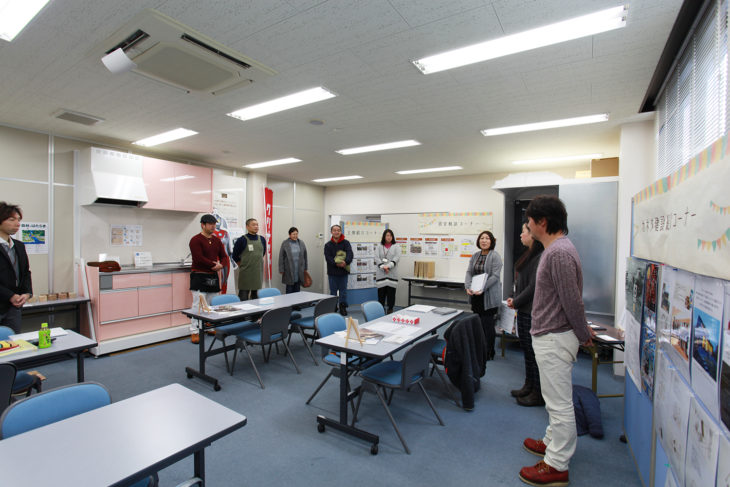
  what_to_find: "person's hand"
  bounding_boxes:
[582,337,594,347]
[10,294,25,307]
[336,261,345,268]
[473,290,483,296]
[384,267,389,274]
[211,262,223,271]
[466,288,473,296]
[506,298,514,309]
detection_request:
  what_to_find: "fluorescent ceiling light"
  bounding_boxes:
[0,0,49,42]
[396,166,463,175]
[133,128,198,147]
[412,5,628,74]
[312,175,363,183]
[336,139,421,155]
[512,153,603,165]
[244,157,302,169]
[227,87,336,121]
[160,175,195,182]
[481,114,609,137]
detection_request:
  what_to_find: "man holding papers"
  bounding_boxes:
[464,230,502,361]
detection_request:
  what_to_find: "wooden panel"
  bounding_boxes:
[172,272,192,310]
[112,273,150,289]
[97,314,172,341]
[99,290,139,321]
[142,157,176,210]
[174,164,212,212]
[149,272,172,285]
[138,286,172,315]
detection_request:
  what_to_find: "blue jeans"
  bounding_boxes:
[285,282,301,294]
[328,275,348,305]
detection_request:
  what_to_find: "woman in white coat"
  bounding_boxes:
[375,229,400,314]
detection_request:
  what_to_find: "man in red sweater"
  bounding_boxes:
[189,214,229,344]
[519,195,594,487]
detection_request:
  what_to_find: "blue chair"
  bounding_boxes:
[209,295,258,372]
[230,306,300,389]
[0,326,41,398]
[257,287,281,298]
[289,296,338,365]
[305,313,378,408]
[361,300,385,321]
[352,335,444,454]
[0,382,157,486]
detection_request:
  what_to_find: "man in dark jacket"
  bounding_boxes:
[0,202,32,333]
[323,225,352,316]
[444,313,487,410]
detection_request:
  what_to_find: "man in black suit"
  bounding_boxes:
[0,202,32,333]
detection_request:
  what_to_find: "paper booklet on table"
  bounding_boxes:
[406,305,435,313]
[11,327,68,341]
[469,273,487,292]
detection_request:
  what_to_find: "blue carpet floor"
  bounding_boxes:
[32,310,639,487]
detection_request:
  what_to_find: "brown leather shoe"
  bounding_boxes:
[511,381,531,397]
[519,460,568,486]
[191,333,200,344]
[523,438,547,457]
[517,390,545,407]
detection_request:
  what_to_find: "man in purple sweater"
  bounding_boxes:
[519,195,593,487]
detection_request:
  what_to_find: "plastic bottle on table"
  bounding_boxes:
[38,322,51,349]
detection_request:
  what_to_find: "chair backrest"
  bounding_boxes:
[211,294,240,306]
[361,300,385,322]
[258,287,282,298]
[0,326,14,340]
[401,336,438,388]
[259,306,292,343]
[0,363,16,411]
[0,382,111,439]
[314,296,339,318]
[314,313,346,358]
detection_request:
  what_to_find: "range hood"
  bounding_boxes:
[77,147,148,207]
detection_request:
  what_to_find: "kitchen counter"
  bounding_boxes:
[104,263,192,275]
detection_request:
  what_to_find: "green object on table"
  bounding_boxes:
[38,323,51,349]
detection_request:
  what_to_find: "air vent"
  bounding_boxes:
[99,9,276,94]
[54,109,105,126]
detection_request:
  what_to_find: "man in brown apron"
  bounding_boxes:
[232,218,266,300]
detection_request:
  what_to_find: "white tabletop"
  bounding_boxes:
[0,329,96,365]
[184,291,332,323]
[0,383,247,487]
[316,309,461,359]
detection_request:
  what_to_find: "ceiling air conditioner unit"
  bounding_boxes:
[99,9,276,94]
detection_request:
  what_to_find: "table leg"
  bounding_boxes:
[185,326,223,391]
[194,448,205,485]
[591,345,598,393]
[76,351,85,382]
[407,281,412,307]
[316,352,380,454]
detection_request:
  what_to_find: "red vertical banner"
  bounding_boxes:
[264,187,273,281]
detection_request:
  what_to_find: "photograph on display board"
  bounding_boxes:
[639,263,660,398]
[690,275,724,418]
[656,266,694,382]
[720,282,730,432]
[684,396,720,487]
[626,257,647,325]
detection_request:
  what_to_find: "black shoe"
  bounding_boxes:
[387,308,394,315]
[339,303,347,316]
[510,382,531,398]
[517,390,545,407]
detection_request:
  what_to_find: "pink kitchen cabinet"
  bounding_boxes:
[142,157,176,210]
[174,163,212,212]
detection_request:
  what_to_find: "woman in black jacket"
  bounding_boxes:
[507,222,544,407]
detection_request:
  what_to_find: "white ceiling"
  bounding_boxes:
[0,0,682,185]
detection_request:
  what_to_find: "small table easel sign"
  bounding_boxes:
[198,295,212,312]
[345,317,364,347]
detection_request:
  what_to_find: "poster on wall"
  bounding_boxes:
[396,236,408,256]
[423,237,439,256]
[418,212,493,235]
[656,267,695,382]
[440,237,456,258]
[457,235,477,258]
[690,275,724,418]
[344,221,386,243]
[621,310,642,390]
[626,257,647,325]
[684,396,720,487]
[640,263,660,398]
[653,351,691,486]
[13,222,48,254]
[632,131,730,281]
[408,237,423,256]
[110,224,142,247]
[719,282,730,432]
